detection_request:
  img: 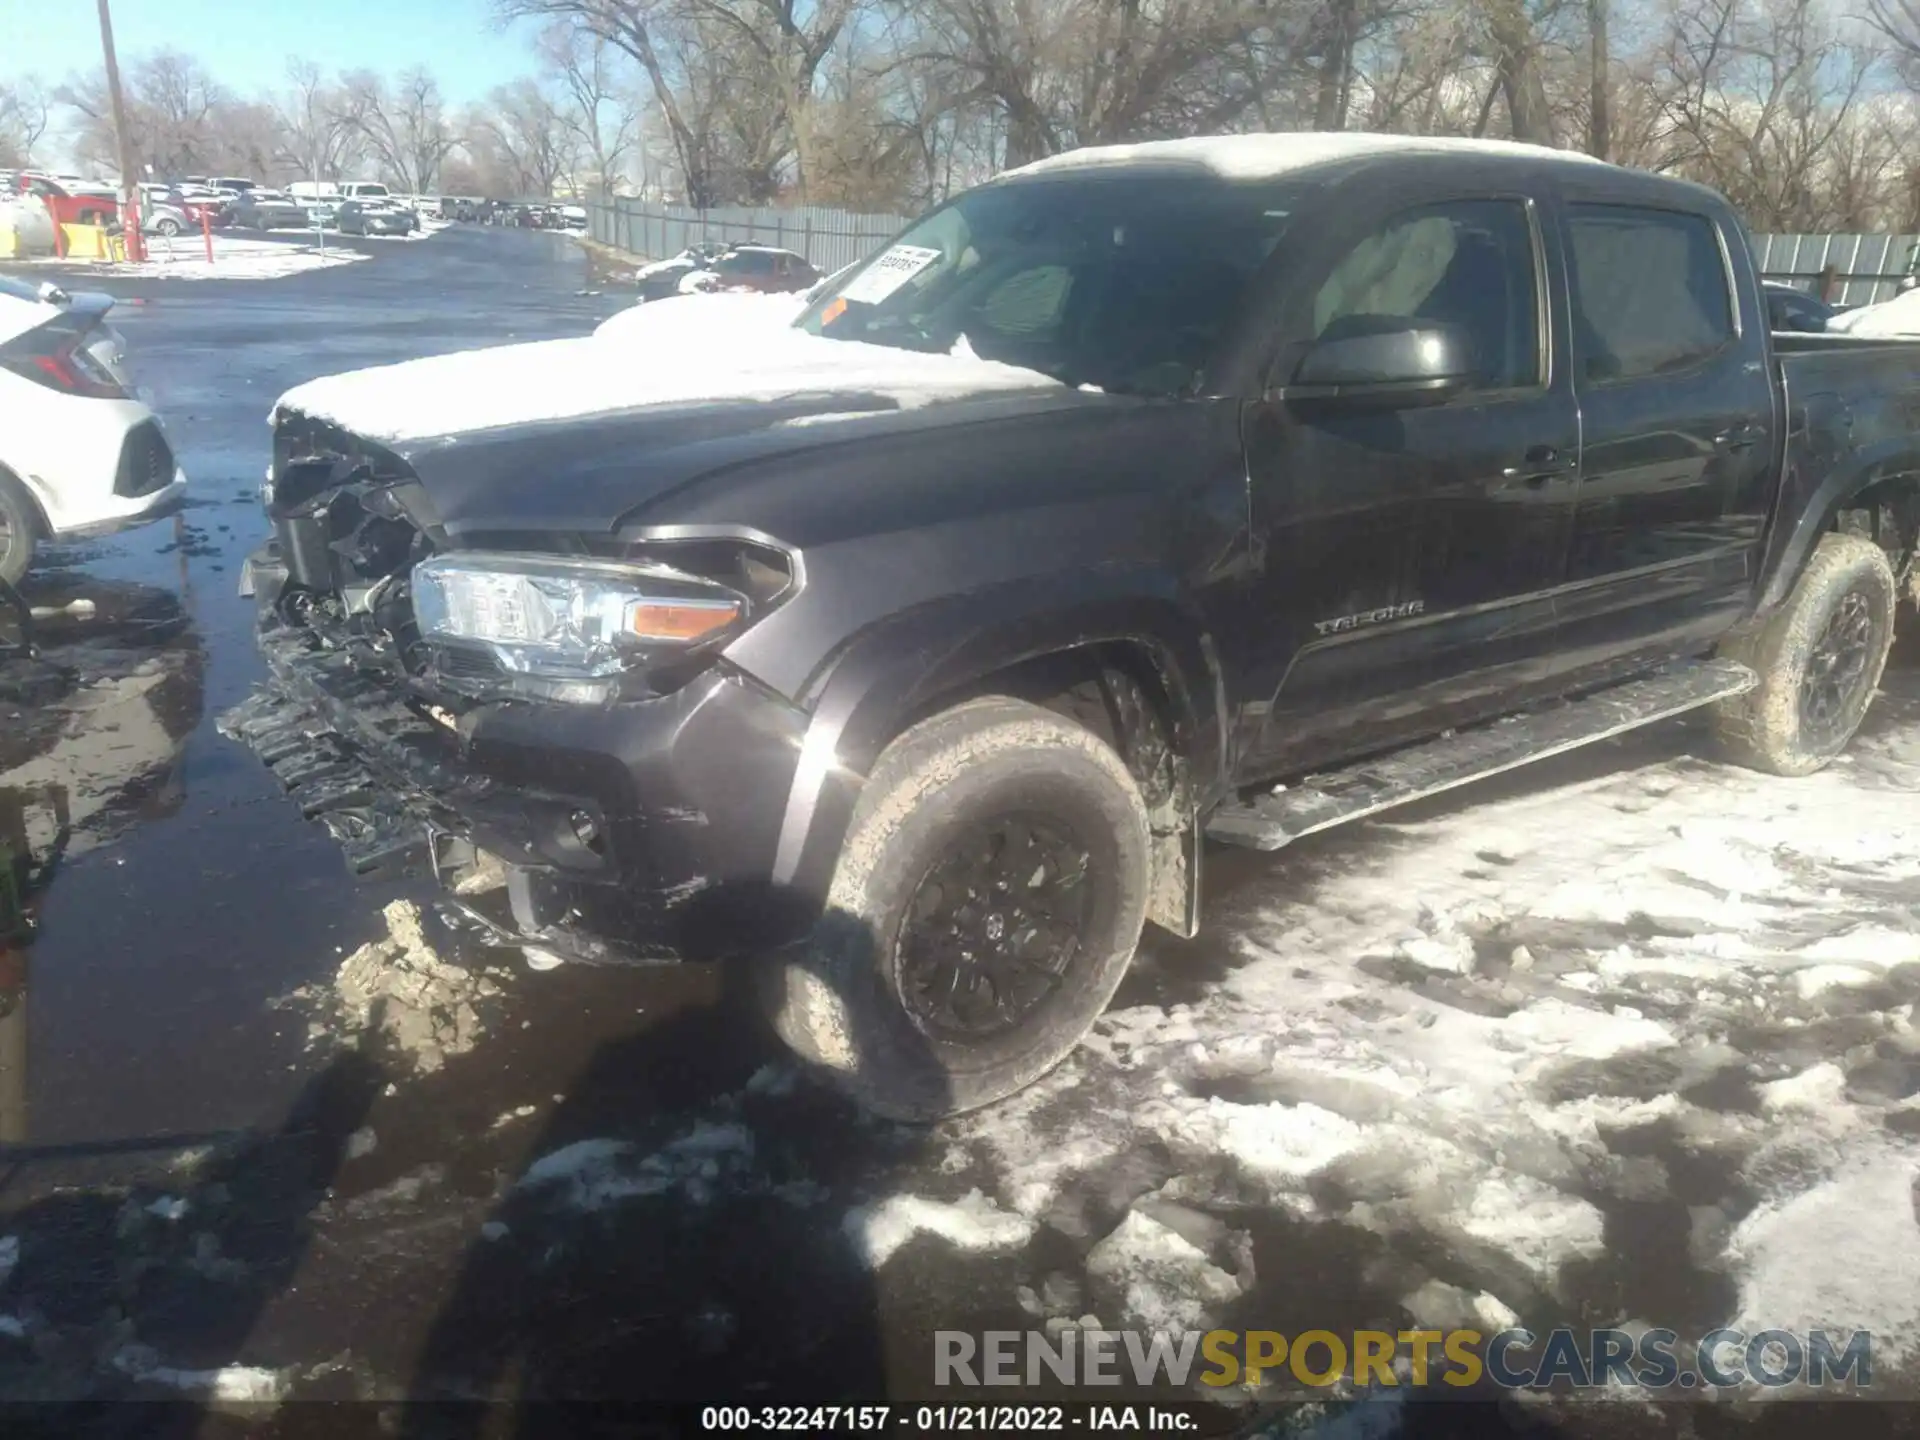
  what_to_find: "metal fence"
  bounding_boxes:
[587,198,911,273]
[584,208,1918,311]
[1752,233,1918,308]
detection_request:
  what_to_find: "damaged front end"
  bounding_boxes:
[220,411,812,966]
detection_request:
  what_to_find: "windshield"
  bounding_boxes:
[797,174,1299,395]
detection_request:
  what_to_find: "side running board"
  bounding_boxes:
[1205,658,1757,852]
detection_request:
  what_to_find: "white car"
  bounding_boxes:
[0,278,188,584]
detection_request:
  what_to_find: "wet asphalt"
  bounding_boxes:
[0,229,1912,1440]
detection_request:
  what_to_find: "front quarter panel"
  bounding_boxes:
[666,398,1250,900]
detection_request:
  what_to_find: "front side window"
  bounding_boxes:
[1567,204,1734,382]
[798,174,1300,396]
[1311,199,1541,392]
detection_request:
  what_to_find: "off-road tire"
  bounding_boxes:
[0,476,38,587]
[1713,532,1896,776]
[764,695,1152,1121]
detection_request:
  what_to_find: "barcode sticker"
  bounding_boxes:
[838,245,943,306]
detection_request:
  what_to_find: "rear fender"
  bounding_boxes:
[1758,424,1920,612]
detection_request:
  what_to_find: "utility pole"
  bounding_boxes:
[96,0,144,260]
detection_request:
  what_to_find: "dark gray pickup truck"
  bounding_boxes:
[225,133,1920,1119]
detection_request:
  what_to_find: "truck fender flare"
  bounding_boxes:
[768,578,1225,905]
[1759,432,1920,612]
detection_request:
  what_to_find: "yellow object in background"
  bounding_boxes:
[58,224,110,260]
[0,227,21,259]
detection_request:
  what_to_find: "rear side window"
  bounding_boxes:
[1567,205,1734,382]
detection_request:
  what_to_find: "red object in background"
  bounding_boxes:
[202,202,213,262]
[123,192,144,261]
[40,190,121,237]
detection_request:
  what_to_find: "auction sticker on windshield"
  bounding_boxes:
[839,245,942,305]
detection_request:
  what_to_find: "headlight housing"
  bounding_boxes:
[411,552,747,700]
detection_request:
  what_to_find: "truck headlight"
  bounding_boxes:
[411,553,745,693]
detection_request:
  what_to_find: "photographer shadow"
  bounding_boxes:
[396,901,945,1437]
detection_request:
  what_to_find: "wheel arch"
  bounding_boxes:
[1759,434,1920,612]
[0,462,51,540]
[766,584,1226,938]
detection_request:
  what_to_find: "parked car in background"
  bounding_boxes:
[207,176,259,197]
[677,245,820,295]
[559,204,588,231]
[230,190,308,230]
[297,193,344,229]
[139,195,194,238]
[339,182,393,204]
[634,244,725,300]
[336,199,414,237]
[170,187,233,229]
[0,277,186,584]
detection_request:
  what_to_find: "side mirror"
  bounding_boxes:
[1285,320,1476,409]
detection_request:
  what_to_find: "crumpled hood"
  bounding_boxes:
[271,293,1057,445]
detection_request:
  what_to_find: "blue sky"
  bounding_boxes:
[1,0,542,104]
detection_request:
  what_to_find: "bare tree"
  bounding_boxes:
[539,23,640,194]
[338,66,459,190]
[275,59,358,181]
[472,79,577,195]
[1655,0,1881,230]
[498,0,860,201]
[59,50,227,176]
[0,77,50,168]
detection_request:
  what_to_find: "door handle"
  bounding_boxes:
[1498,446,1579,488]
[1715,422,1765,451]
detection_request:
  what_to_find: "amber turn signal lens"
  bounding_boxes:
[625,597,742,643]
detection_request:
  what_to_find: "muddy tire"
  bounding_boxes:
[0,476,37,588]
[1712,532,1896,776]
[764,695,1151,1121]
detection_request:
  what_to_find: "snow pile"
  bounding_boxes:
[111,1347,290,1405]
[593,290,808,343]
[1726,1158,1920,1367]
[1160,1098,1368,1190]
[26,232,368,280]
[326,900,498,1073]
[1453,1174,1608,1290]
[1003,133,1607,184]
[843,1188,1037,1269]
[276,298,1056,443]
[1083,1208,1249,1330]
[1829,289,1920,337]
[515,1121,757,1210]
[939,692,1920,1342]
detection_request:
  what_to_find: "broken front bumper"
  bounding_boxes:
[218,616,813,965]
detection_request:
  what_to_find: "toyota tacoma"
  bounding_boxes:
[223,133,1920,1119]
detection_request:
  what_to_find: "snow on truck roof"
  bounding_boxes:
[999,132,1613,184]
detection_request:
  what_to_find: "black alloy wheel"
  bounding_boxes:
[894,812,1093,1043]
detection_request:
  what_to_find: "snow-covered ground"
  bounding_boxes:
[8,219,451,280]
[460,643,1920,1409]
